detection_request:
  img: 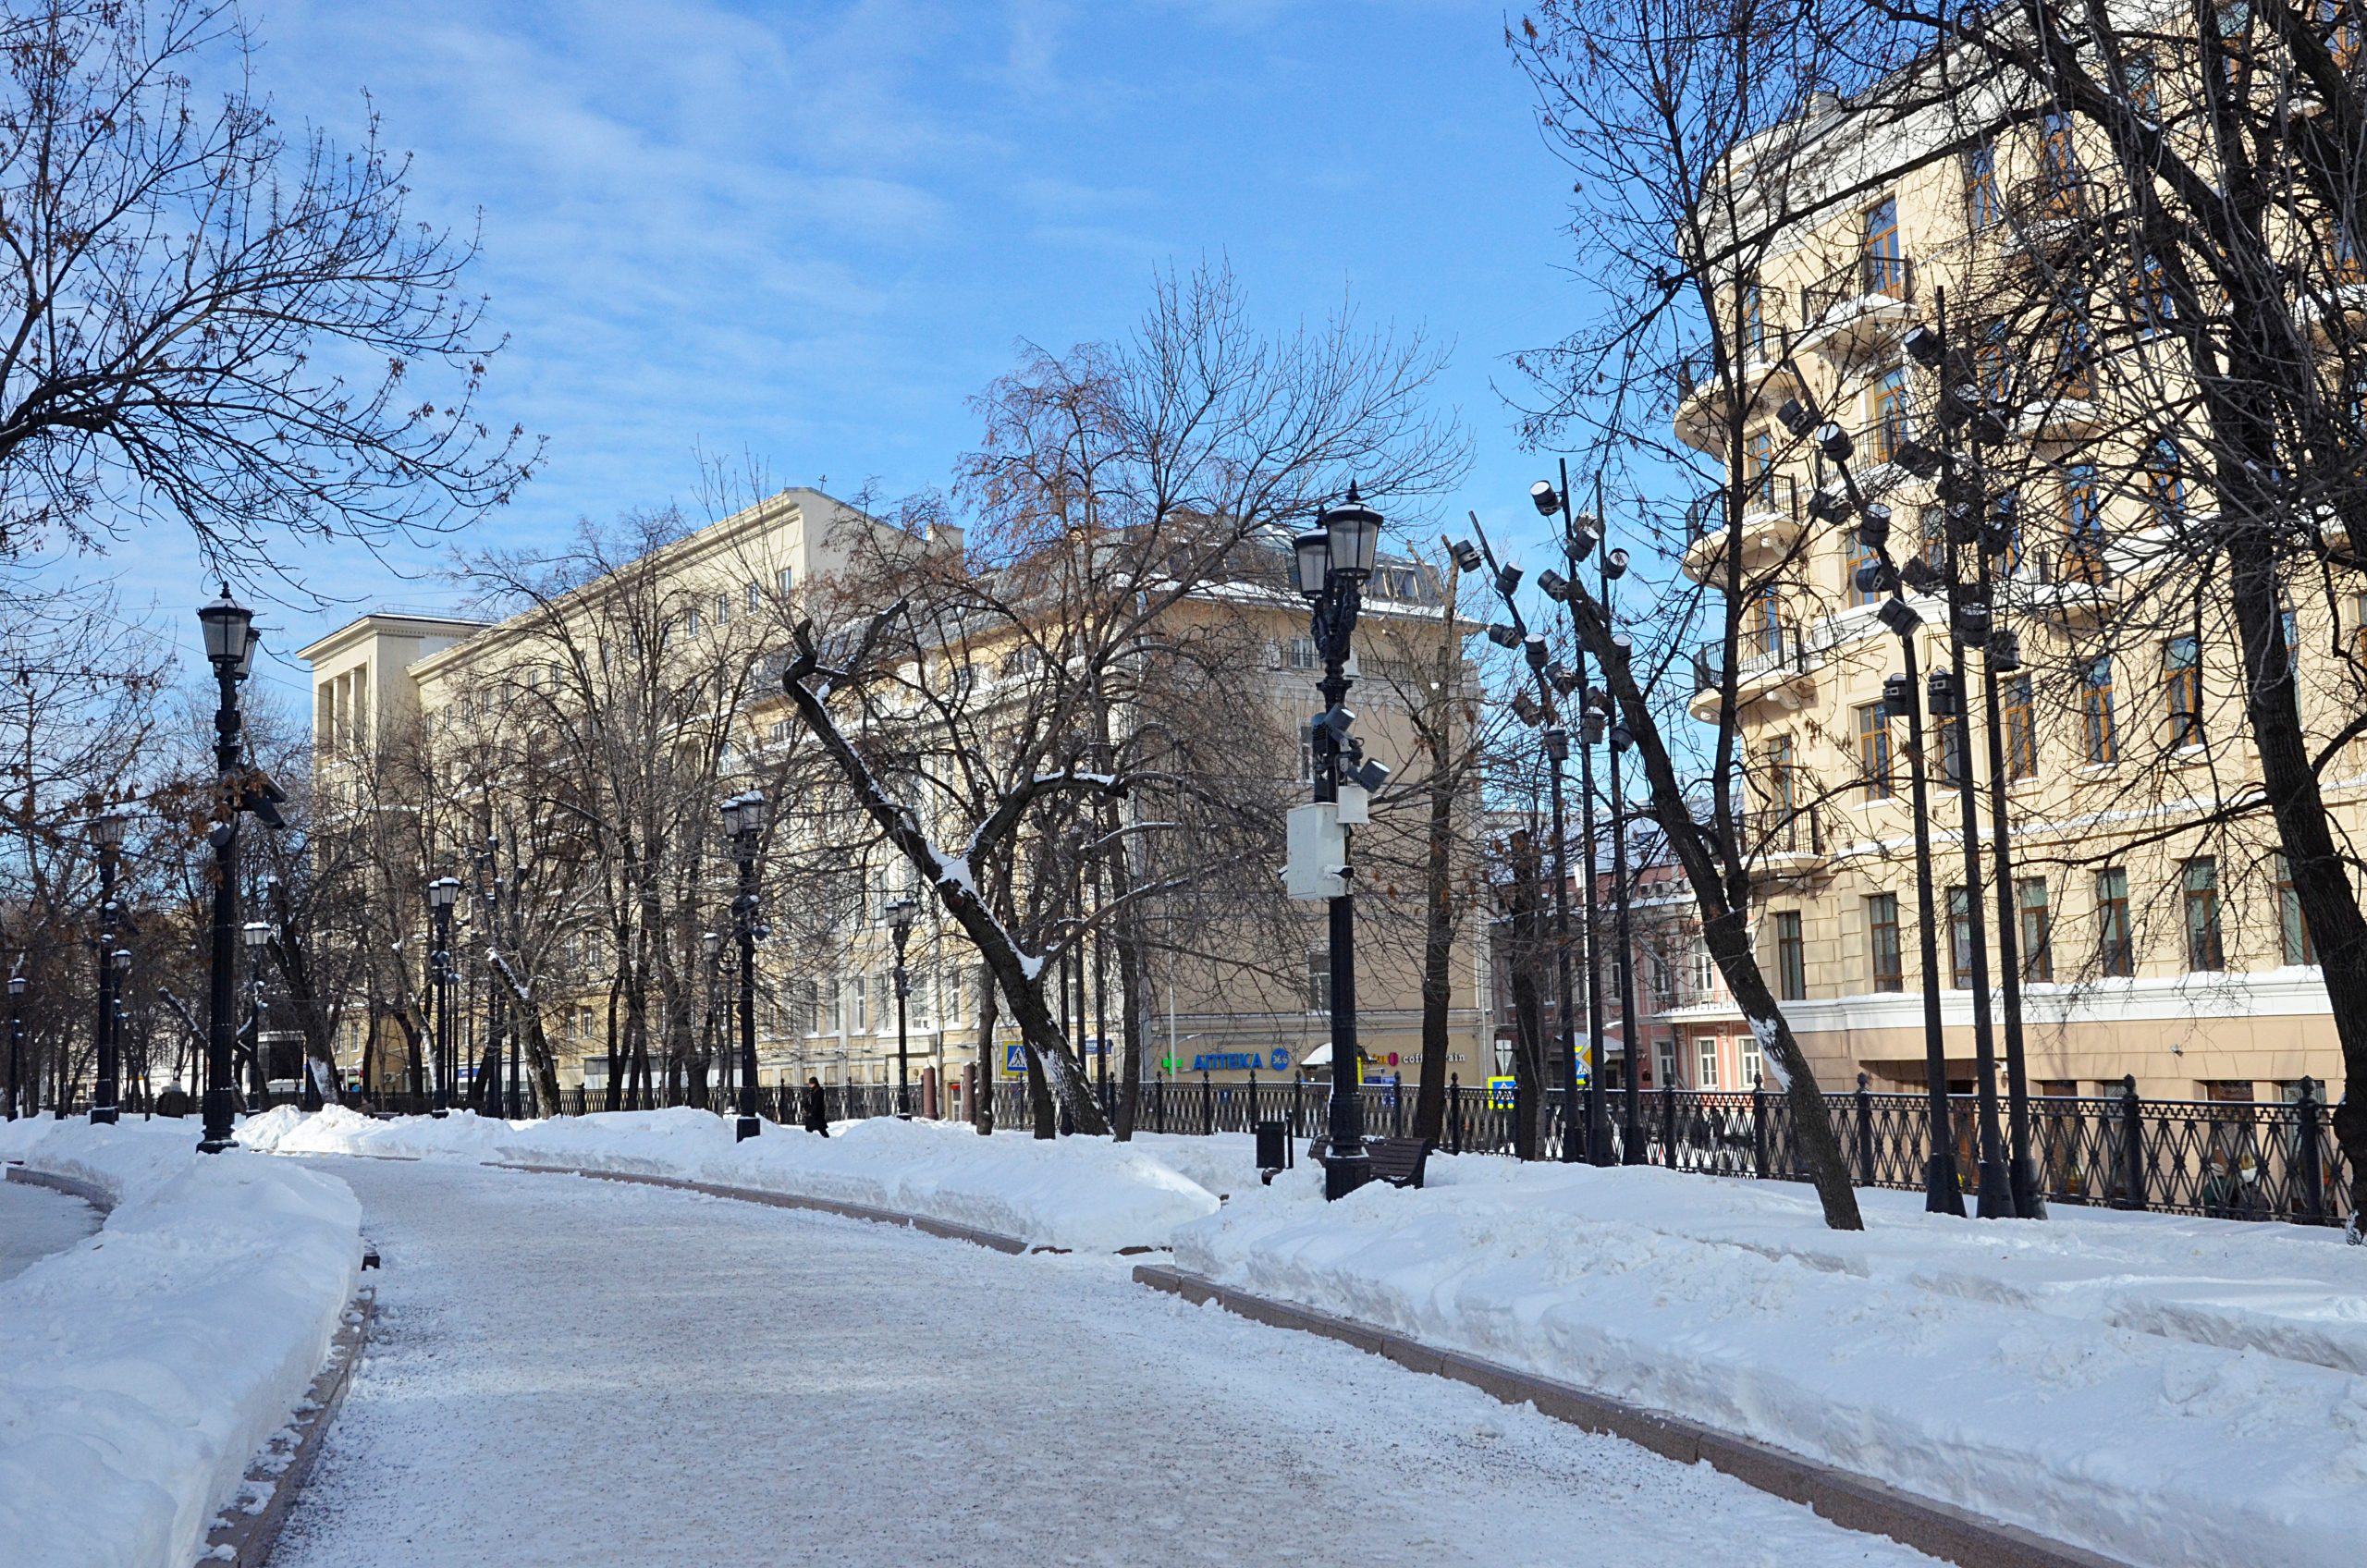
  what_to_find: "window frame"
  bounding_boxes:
[2096,867,2134,978]
[1774,911,1807,1001]
[2182,857,2225,972]
[2017,877,2054,982]
[1868,893,1904,993]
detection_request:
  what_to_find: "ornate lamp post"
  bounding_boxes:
[426,876,460,1115]
[197,586,260,1154]
[7,972,24,1120]
[241,920,272,1105]
[90,812,129,1124]
[702,929,724,1106]
[1292,483,1388,1200]
[886,896,917,1116]
[721,790,767,1141]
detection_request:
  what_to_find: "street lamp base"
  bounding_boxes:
[1620,1131,1647,1166]
[197,1134,239,1154]
[1923,1153,1968,1216]
[1323,1147,1373,1202]
[2009,1155,2046,1220]
[89,1107,119,1126]
[736,1115,762,1143]
[1974,1157,2017,1219]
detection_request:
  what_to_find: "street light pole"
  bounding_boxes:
[90,814,128,1124]
[1292,484,1388,1200]
[197,587,260,1154]
[7,973,23,1121]
[888,896,916,1117]
[722,790,768,1141]
[426,876,460,1116]
[242,920,272,1105]
[1812,415,1966,1216]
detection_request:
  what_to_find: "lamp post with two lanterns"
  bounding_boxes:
[197,586,266,1154]
[426,876,460,1115]
[1289,484,1390,1201]
[90,812,129,1124]
[887,895,918,1116]
[720,790,768,1141]
[6,971,23,1121]
[242,919,274,1104]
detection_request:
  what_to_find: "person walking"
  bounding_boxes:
[800,1074,828,1137]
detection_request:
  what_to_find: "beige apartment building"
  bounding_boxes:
[1666,75,2361,1106]
[300,487,1490,1104]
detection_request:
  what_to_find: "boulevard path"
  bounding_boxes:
[273,1158,1935,1567]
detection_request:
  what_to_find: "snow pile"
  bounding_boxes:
[1173,1158,2367,1568]
[0,1118,361,1568]
[251,1106,1226,1253]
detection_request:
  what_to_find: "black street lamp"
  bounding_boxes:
[1293,483,1388,1200]
[887,895,917,1117]
[197,585,262,1155]
[242,920,272,1105]
[7,971,24,1121]
[721,790,767,1141]
[1810,410,1967,1215]
[1588,545,1648,1168]
[474,838,502,1117]
[426,876,460,1115]
[702,928,724,1107]
[90,812,129,1124]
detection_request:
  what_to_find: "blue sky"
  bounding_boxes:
[74,1,1586,710]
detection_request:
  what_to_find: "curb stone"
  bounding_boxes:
[202,1287,376,1567]
[1132,1263,2133,1568]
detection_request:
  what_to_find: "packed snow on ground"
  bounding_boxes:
[241,1105,1224,1253]
[1174,1155,2367,1568]
[0,1174,99,1281]
[272,1156,1944,1568]
[0,1118,361,1568]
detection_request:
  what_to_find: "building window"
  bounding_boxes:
[2125,48,2160,123]
[2064,462,2104,572]
[1966,141,2000,227]
[1946,887,1973,988]
[683,606,701,640]
[850,977,868,1034]
[823,979,843,1035]
[778,567,796,597]
[746,582,762,613]
[2004,675,2037,778]
[714,593,730,627]
[1932,706,1966,789]
[1697,1035,1722,1089]
[2183,858,2224,972]
[1307,948,1331,1013]
[1774,912,1807,1001]
[2081,656,2118,765]
[2018,877,2053,982]
[1656,1037,1679,1090]
[1861,196,1905,296]
[1857,703,1895,801]
[2096,867,2133,977]
[1745,428,1776,509]
[1739,1030,1765,1090]
[1870,367,1910,464]
[1689,937,1717,1000]
[2274,853,2315,965]
[2165,635,2202,747]
[2041,108,2079,193]
[1868,893,1904,993]
[1739,278,1765,355]
[1287,636,1318,671]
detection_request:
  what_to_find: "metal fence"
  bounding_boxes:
[305,1066,2355,1231]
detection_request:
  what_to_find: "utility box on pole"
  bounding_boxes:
[1283,802,1349,900]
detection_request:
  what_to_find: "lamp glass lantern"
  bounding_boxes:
[885,896,918,938]
[198,585,255,669]
[110,947,131,973]
[702,930,722,959]
[1293,532,1331,596]
[93,813,129,849]
[426,876,460,911]
[241,920,272,952]
[6,975,23,997]
[1318,485,1381,580]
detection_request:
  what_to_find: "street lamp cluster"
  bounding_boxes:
[1454,466,1646,1165]
[720,790,768,1142]
[1780,285,2042,1219]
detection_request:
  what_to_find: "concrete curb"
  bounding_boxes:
[203,1287,377,1567]
[5,1162,117,1212]
[486,1162,1037,1256]
[1134,1264,2132,1568]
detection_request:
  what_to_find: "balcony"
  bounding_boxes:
[2007,542,2116,621]
[1680,473,1805,584]
[1796,253,1917,361]
[1748,802,1828,880]
[2000,175,2103,263]
[1671,336,1803,456]
[1688,622,1814,724]
[2014,386,2103,445]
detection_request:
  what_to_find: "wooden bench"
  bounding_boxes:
[1308,1135,1432,1190]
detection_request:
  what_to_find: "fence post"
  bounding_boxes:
[2117,1073,2146,1211]
[1448,1073,1462,1155]
[1662,1077,1677,1165]
[1752,1076,1770,1179]
[1246,1071,1257,1131]
[2296,1076,2326,1221]
[1855,1072,1875,1187]
[1292,1075,1304,1136]
[1201,1070,1212,1136]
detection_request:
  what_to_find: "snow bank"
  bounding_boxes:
[1174,1158,2367,1568]
[0,1118,361,1568]
[249,1106,1224,1253]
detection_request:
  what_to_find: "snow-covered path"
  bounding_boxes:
[275,1158,1933,1568]
[0,1176,98,1282]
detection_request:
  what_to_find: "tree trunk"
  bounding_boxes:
[1412,754,1458,1144]
[974,966,997,1134]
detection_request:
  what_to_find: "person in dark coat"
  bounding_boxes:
[800,1075,828,1136]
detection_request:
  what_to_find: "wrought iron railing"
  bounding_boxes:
[1800,251,1915,325]
[1692,621,1808,698]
